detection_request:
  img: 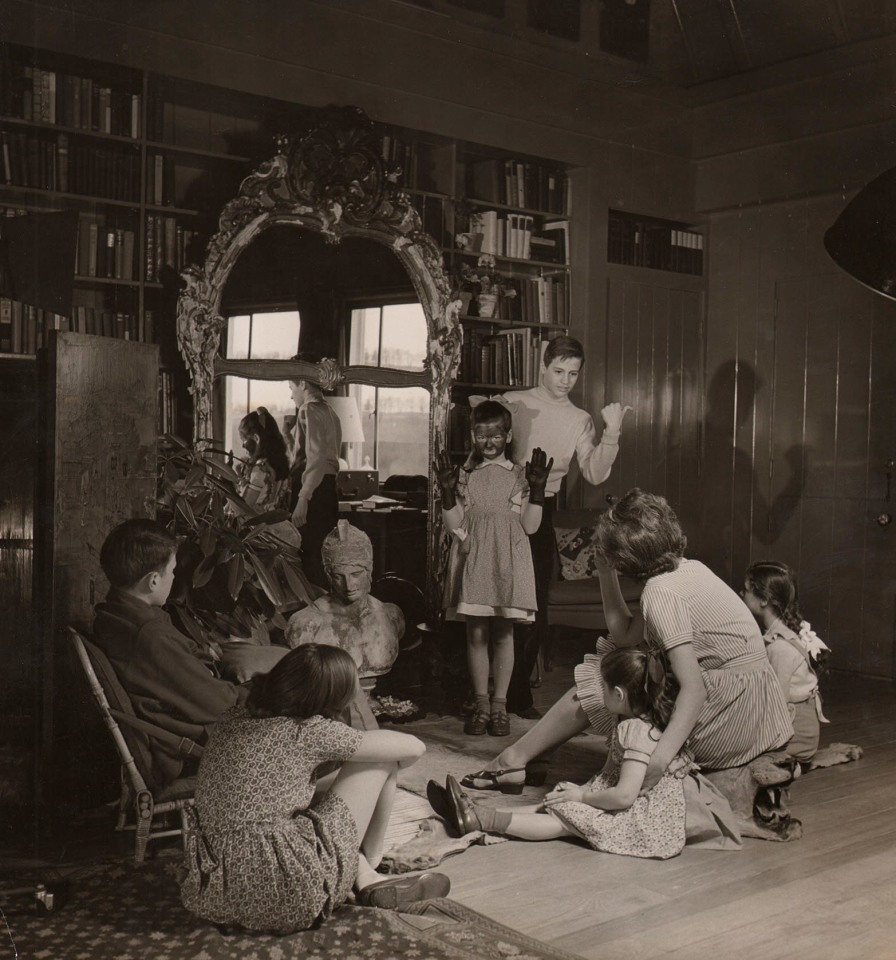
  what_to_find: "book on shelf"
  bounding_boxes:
[466,157,566,213]
[2,57,141,136]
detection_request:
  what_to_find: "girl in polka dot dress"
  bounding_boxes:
[433,646,739,859]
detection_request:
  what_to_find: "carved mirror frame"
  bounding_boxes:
[176,105,461,616]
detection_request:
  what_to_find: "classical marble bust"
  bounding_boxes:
[285,520,403,688]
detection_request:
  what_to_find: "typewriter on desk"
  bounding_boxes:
[337,470,380,501]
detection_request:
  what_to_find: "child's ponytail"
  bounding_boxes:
[600,646,680,732]
[744,560,804,633]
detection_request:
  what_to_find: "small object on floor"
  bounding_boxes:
[463,709,489,736]
[446,775,484,836]
[370,695,424,723]
[460,767,525,794]
[357,871,451,909]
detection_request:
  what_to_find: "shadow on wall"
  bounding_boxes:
[694,359,807,581]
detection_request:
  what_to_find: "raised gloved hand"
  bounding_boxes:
[525,447,553,505]
[433,450,460,509]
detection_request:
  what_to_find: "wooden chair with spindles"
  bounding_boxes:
[68,626,202,864]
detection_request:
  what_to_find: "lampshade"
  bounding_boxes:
[325,396,365,443]
[824,167,896,300]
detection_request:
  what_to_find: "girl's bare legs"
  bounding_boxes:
[466,616,491,707]
[330,760,397,889]
[493,686,590,771]
[490,617,514,703]
[506,812,574,841]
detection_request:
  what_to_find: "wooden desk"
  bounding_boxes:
[339,506,427,588]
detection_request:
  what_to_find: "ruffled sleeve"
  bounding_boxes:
[616,717,662,764]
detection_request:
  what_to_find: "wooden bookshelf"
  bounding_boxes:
[607,208,704,275]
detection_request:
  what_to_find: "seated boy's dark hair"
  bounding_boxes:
[100,518,177,589]
[543,335,584,367]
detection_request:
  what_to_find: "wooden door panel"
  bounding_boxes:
[773,277,896,677]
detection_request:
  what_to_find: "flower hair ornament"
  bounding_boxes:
[798,620,830,663]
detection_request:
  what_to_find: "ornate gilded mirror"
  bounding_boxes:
[176,106,461,615]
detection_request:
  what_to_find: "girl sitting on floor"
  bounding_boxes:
[429,647,740,860]
[181,643,449,934]
[742,560,830,764]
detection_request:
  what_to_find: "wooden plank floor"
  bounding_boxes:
[428,665,896,960]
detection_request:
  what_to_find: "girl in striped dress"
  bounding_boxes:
[462,488,792,793]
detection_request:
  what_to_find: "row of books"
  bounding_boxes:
[0,299,157,354]
[0,129,139,200]
[503,274,568,326]
[75,215,137,281]
[607,214,704,275]
[467,157,567,214]
[145,214,197,282]
[457,328,551,387]
[470,211,567,263]
[0,61,142,138]
[146,152,176,207]
[159,369,178,435]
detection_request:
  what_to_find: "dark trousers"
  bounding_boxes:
[292,473,338,588]
[507,497,555,714]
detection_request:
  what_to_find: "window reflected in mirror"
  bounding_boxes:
[222,309,301,456]
[347,303,430,478]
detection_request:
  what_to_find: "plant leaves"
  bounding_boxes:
[165,460,182,484]
[247,555,284,606]
[226,553,244,601]
[244,509,291,527]
[280,557,316,605]
[192,554,218,589]
[199,525,217,557]
[184,465,207,490]
[175,497,197,527]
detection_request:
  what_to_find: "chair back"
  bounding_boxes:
[68,627,156,793]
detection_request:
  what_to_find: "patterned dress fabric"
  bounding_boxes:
[181,709,363,934]
[575,560,793,770]
[442,460,537,621]
[547,718,687,860]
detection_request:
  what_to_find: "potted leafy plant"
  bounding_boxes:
[155,435,318,659]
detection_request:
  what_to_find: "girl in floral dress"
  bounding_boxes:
[434,399,551,738]
[181,643,450,934]
[431,647,739,859]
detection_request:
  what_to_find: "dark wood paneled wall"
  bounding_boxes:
[702,201,896,679]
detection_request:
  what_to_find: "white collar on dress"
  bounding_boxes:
[471,456,514,471]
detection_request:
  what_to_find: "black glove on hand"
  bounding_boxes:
[525,447,553,505]
[433,450,459,510]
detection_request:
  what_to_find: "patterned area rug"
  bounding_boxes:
[3,855,584,960]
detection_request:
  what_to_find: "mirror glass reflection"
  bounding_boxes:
[216,224,430,477]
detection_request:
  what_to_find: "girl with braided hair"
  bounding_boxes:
[430,646,740,859]
[461,488,792,795]
[742,560,830,762]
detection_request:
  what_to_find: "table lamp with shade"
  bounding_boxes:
[325,395,366,470]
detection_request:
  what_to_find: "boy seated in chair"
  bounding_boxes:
[93,518,376,789]
[93,519,249,787]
